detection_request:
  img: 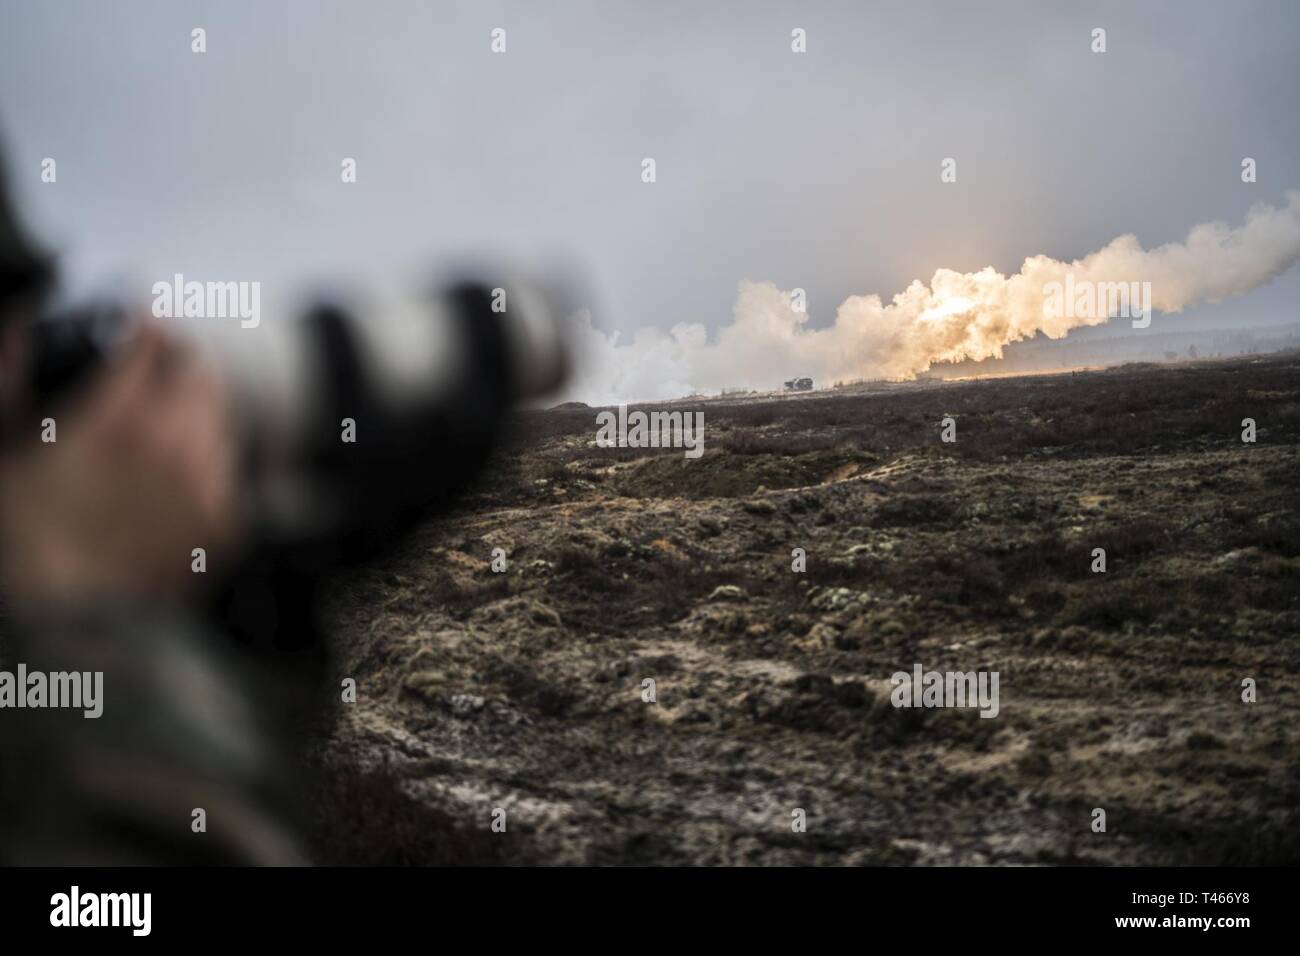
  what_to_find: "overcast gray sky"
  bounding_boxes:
[2,1,1298,397]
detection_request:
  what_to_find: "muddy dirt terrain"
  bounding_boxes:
[312,353,1300,865]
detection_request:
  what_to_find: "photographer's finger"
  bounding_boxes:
[90,319,169,427]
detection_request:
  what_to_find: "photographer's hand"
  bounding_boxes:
[0,320,244,607]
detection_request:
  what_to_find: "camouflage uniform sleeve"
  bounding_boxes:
[0,603,309,865]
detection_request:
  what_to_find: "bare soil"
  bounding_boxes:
[312,352,1300,865]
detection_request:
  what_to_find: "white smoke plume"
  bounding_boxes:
[565,191,1300,405]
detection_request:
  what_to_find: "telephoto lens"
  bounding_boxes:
[25,271,574,650]
[211,274,571,555]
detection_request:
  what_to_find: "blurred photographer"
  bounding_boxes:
[0,124,571,863]
[0,149,307,865]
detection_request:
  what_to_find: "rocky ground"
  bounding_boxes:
[310,352,1300,865]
